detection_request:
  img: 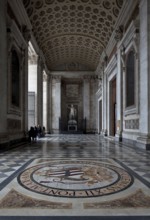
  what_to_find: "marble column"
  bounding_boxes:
[22,30,31,133]
[0,0,8,142]
[115,48,123,141]
[37,57,43,127]
[96,79,102,134]
[43,73,47,131]
[51,76,61,134]
[46,74,52,133]
[137,0,150,150]
[102,71,107,136]
[83,78,90,133]
[90,79,97,133]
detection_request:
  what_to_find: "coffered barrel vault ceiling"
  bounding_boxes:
[23,0,124,71]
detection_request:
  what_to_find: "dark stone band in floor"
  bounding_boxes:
[0,159,35,191]
[0,216,150,220]
[84,189,150,208]
[114,159,150,188]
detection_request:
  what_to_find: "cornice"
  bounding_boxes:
[104,54,117,76]
[7,17,27,48]
[106,0,139,56]
[50,71,94,79]
[8,0,32,30]
[118,20,139,50]
[95,0,139,75]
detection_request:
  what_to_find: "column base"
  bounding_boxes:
[102,129,107,136]
[136,135,150,150]
[115,131,122,142]
[51,129,60,134]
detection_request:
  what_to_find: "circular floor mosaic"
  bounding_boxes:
[18,160,134,198]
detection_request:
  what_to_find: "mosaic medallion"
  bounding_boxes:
[18,160,133,198]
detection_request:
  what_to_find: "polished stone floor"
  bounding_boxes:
[0,134,150,220]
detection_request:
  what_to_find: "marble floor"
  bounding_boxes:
[0,134,150,220]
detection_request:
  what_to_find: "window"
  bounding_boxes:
[11,49,20,107]
[126,50,135,107]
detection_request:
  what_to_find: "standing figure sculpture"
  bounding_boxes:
[68,104,76,120]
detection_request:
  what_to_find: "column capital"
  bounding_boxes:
[43,73,47,82]
[22,26,32,43]
[37,56,44,67]
[114,25,124,42]
[50,75,62,83]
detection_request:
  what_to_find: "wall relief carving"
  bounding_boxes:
[66,84,79,97]
[125,119,139,130]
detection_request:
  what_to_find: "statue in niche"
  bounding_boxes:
[67,104,77,131]
[68,104,77,120]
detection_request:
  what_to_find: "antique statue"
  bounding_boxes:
[68,104,76,120]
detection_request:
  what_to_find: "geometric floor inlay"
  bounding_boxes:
[0,189,72,209]
[18,159,134,198]
[84,189,150,208]
[0,135,150,218]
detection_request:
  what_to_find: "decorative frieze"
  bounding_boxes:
[83,75,99,80]
[125,119,139,129]
[50,75,62,80]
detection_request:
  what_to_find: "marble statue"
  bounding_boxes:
[68,104,76,120]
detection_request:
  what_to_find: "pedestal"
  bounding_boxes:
[68,120,77,132]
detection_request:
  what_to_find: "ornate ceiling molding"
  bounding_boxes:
[23,0,124,70]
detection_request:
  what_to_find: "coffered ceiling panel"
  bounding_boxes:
[23,0,124,70]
